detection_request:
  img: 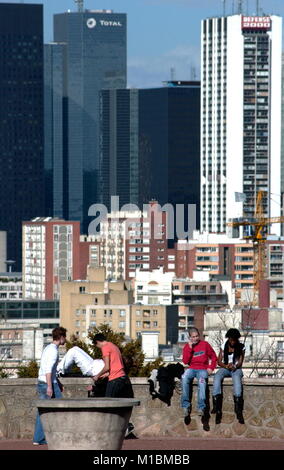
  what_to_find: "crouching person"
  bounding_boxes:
[212,328,245,424]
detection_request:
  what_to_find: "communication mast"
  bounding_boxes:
[256,0,260,15]
[238,0,243,14]
[74,0,84,13]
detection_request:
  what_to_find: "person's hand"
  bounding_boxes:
[188,338,193,349]
[227,363,235,371]
[46,386,53,398]
[207,368,213,375]
[92,375,99,382]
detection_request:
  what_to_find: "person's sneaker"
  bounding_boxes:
[125,422,135,438]
[33,442,40,446]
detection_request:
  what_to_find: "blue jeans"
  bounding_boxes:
[212,368,243,397]
[181,369,208,411]
[33,381,62,444]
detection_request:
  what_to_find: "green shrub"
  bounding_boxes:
[0,367,10,378]
[17,360,39,378]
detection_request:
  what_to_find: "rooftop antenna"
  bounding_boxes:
[170,67,176,81]
[74,0,84,13]
[190,64,197,81]
[256,0,259,15]
[222,0,226,16]
[238,0,243,14]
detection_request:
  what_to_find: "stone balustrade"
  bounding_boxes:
[0,377,284,440]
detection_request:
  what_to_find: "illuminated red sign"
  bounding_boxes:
[242,16,271,29]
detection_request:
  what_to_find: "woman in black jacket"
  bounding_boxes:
[211,328,245,424]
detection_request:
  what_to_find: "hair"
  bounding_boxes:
[93,333,107,343]
[188,327,199,337]
[52,327,67,340]
[223,328,244,365]
[225,328,241,340]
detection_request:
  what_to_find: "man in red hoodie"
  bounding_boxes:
[181,327,217,424]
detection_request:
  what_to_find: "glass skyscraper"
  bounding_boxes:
[46,9,127,232]
[100,82,201,229]
[0,3,44,270]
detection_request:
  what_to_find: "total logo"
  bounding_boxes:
[86,18,96,28]
[86,18,122,28]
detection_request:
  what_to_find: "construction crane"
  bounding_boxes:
[227,191,284,305]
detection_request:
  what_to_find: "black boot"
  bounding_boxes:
[212,394,222,424]
[211,395,217,414]
[234,396,245,424]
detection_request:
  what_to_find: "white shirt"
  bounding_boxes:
[221,341,245,366]
[38,343,59,384]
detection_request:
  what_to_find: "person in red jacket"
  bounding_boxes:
[181,327,217,424]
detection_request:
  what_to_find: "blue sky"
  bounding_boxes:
[4,0,284,87]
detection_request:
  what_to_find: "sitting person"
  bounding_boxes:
[211,328,245,424]
[181,327,217,425]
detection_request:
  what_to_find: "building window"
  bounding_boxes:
[136,321,141,327]
[79,286,85,294]
[136,310,141,316]
[120,310,126,317]
[119,321,125,329]
[153,321,158,327]
[91,310,96,316]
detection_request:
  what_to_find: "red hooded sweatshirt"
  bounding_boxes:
[182,340,217,370]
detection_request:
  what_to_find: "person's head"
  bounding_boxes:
[225,328,241,347]
[52,327,67,345]
[188,327,200,345]
[93,333,107,349]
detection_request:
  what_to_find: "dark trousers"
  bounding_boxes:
[105,375,134,398]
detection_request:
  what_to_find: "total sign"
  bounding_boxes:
[86,18,123,28]
[242,16,271,29]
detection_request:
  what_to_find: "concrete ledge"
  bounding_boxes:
[1,377,284,386]
[1,377,284,440]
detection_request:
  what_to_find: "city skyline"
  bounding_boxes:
[3,0,284,87]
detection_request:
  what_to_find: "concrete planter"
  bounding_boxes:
[36,397,140,450]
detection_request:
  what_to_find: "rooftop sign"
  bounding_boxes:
[242,16,271,30]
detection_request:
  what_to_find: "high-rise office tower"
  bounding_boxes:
[100,81,200,230]
[44,43,67,219]
[0,3,44,270]
[47,9,127,231]
[281,52,284,235]
[201,15,282,234]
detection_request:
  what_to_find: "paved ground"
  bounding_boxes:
[0,437,283,451]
